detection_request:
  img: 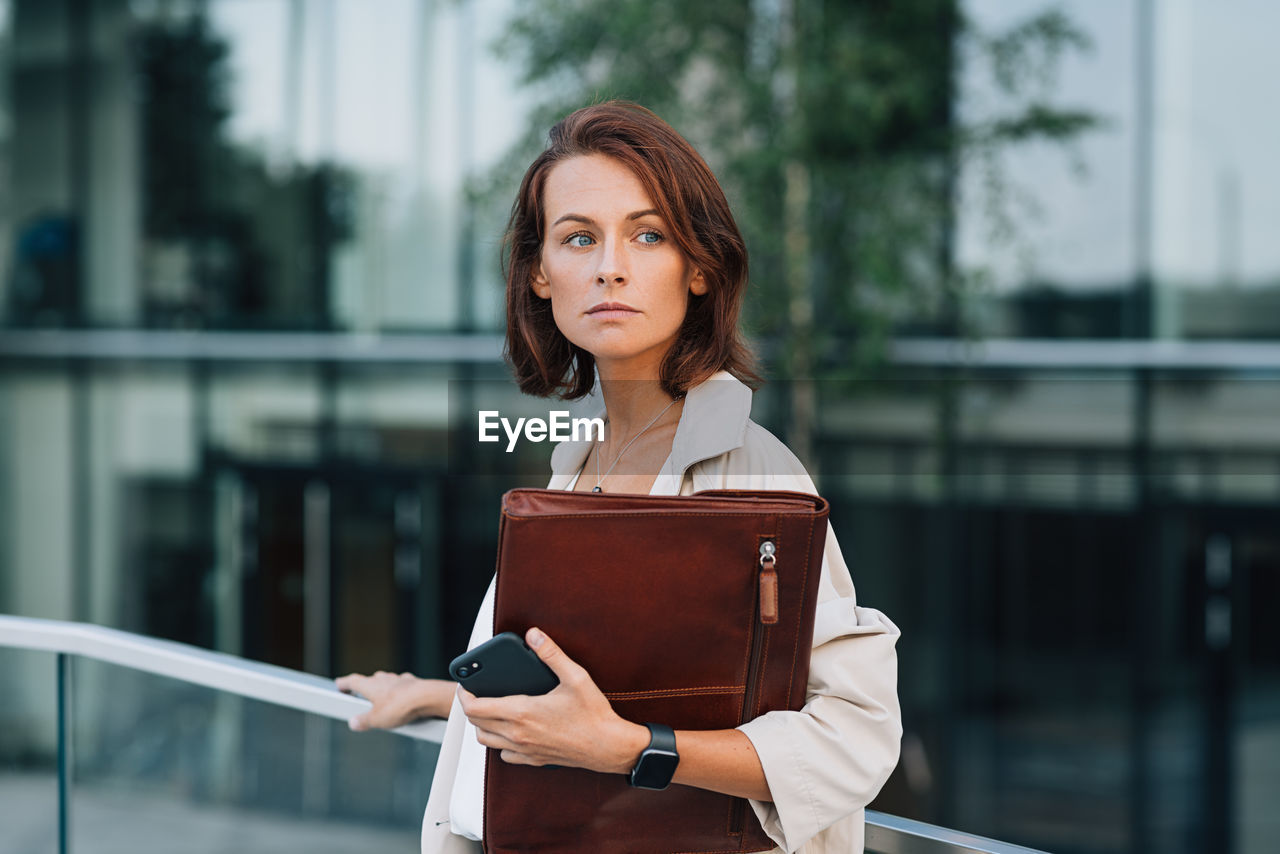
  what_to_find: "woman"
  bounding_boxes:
[336,101,901,854]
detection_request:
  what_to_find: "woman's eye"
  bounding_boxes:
[565,233,595,248]
[637,230,663,245]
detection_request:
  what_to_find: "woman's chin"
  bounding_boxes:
[568,334,655,359]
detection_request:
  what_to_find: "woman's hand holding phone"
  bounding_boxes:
[448,631,559,697]
[457,627,650,775]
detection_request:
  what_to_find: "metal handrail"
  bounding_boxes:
[864,812,1050,854]
[0,615,1045,854]
[0,614,444,742]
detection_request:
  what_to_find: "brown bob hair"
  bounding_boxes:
[503,101,760,399]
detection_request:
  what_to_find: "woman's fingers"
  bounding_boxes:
[525,627,589,687]
[334,673,360,693]
[335,671,425,731]
[475,726,546,767]
[500,749,537,766]
[457,689,519,727]
[474,725,517,751]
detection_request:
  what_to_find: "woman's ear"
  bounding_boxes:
[689,269,708,296]
[531,265,552,300]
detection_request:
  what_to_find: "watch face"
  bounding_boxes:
[631,747,680,790]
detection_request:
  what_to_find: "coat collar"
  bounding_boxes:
[546,370,753,490]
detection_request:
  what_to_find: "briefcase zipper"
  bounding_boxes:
[732,539,777,836]
[757,540,778,625]
[743,539,776,716]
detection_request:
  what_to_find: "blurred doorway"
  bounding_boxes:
[220,458,447,680]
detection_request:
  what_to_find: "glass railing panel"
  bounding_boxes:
[68,657,439,853]
[0,616,1057,854]
[0,647,60,854]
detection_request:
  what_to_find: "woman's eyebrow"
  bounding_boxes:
[551,213,594,227]
[551,209,662,227]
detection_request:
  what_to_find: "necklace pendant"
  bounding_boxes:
[592,485,602,493]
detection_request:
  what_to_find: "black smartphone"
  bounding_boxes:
[449,631,560,698]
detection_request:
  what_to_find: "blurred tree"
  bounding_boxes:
[136,13,234,240]
[134,12,356,329]
[484,0,1098,403]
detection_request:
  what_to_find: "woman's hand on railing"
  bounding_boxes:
[334,672,456,731]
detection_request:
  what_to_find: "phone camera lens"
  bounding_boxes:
[456,666,469,677]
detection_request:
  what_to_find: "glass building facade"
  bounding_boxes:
[2,1,1278,852]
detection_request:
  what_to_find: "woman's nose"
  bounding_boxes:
[595,239,627,285]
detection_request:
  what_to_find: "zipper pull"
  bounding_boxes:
[758,540,778,625]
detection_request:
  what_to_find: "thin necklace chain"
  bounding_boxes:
[593,396,681,492]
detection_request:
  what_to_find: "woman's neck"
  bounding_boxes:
[596,371,679,441]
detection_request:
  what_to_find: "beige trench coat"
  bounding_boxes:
[422,371,902,854]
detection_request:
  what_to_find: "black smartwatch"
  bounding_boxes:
[629,723,679,790]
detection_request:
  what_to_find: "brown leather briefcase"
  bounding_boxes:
[483,488,830,854]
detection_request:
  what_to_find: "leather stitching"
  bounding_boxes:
[603,686,745,699]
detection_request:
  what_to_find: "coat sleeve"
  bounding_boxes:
[736,521,902,852]
[724,429,903,853]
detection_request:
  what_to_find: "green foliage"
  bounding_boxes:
[133,13,358,329]
[136,15,234,238]
[484,0,1100,380]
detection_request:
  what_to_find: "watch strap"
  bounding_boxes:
[629,722,678,789]
[643,722,676,754]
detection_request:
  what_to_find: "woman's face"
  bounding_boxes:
[532,153,706,378]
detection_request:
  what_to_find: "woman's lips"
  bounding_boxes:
[586,302,640,319]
